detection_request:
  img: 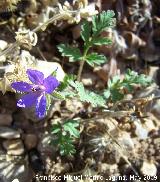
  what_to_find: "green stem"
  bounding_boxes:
[77,33,99,81]
[77,45,90,81]
[77,59,85,82]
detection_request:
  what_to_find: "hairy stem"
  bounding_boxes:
[77,59,85,81]
[77,45,90,81]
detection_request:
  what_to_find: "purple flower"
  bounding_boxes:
[11,69,60,118]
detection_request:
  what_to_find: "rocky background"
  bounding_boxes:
[0,0,160,182]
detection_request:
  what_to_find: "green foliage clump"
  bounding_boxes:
[51,120,80,156]
[57,10,116,68]
[103,70,152,102]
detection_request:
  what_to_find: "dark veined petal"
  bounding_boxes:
[36,94,46,118]
[27,69,44,84]
[43,76,59,94]
[11,82,33,92]
[17,92,39,108]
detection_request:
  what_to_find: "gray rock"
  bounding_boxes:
[3,139,24,155]
[12,112,31,132]
[0,127,21,139]
[35,61,65,82]
[0,155,32,182]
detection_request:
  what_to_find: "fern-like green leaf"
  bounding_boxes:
[81,20,91,43]
[92,37,112,46]
[123,69,152,87]
[92,10,116,36]
[59,135,76,156]
[86,53,107,67]
[104,69,152,102]
[70,81,105,107]
[57,44,82,62]
[51,119,80,156]
[63,120,80,138]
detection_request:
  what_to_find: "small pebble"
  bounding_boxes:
[24,134,38,150]
[3,139,24,155]
[140,161,157,176]
[0,127,21,139]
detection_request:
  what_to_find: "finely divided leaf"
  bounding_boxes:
[59,135,76,155]
[92,37,112,46]
[57,44,82,62]
[86,53,107,67]
[103,89,111,99]
[92,10,116,36]
[70,81,105,107]
[70,81,86,102]
[110,89,124,102]
[58,74,76,91]
[104,69,152,102]
[63,120,80,138]
[51,119,80,156]
[81,20,91,43]
[124,70,152,86]
[51,123,61,134]
[87,91,106,107]
[135,74,152,86]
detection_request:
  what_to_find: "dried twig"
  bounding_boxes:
[0,13,63,57]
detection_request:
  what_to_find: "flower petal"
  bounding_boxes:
[43,76,59,94]
[27,69,44,84]
[11,82,33,92]
[36,94,46,118]
[17,93,39,108]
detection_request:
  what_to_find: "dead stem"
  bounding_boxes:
[0,12,73,58]
[32,12,63,33]
[111,94,159,110]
